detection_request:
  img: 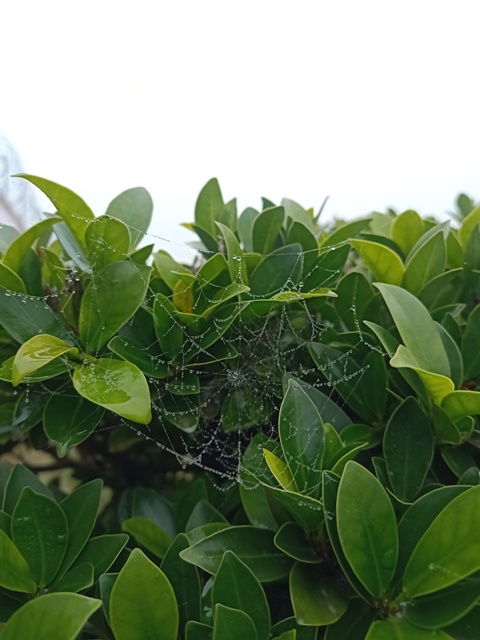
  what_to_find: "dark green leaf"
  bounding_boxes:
[0,528,36,593]
[72,534,128,581]
[462,304,480,379]
[290,562,348,625]
[175,479,208,532]
[365,618,452,639]
[274,522,319,563]
[51,562,94,593]
[122,517,172,559]
[249,244,303,296]
[3,464,54,514]
[213,604,257,640]
[324,598,373,640]
[108,336,169,378]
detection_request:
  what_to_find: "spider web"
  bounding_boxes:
[0,200,380,496]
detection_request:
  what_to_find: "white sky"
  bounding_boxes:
[1,0,479,261]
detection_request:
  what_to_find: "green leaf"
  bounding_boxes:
[252,207,284,255]
[278,379,324,498]
[442,390,480,420]
[153,293,184,361]
[73,357,151,424]
[186,500,228,531]
[302,244,350,291]
[0,593,101,640]
[195,178,224,237]
[185,621,214,640]
[213,604,257,640]
[11,334,77,387]
[85,215,131,269]
[264,485,323,532]
[404,486,480,598]
[2,464,54,514]
[390,209,424,255]
[459,204,480,248]
[324,598,373,640]
[237,207,257,253]
[290,563,348,625]
[161,534,201,633]
[337,461,398,598]
[461,304,480,379]
[2,217,61,275]
[274,522,319,563]
[216,222,248,284]
[271,617,318,640]
[319,219,372,247]
[212,551,270,640]
[249,244,303,296]
[403,230,446,295]
[72,534,128,581]
[153,251,192,291]
[108,336,169,379]
[180,526,292,582]
[374,283,450,377]
[110,548,178,640]
[105,186,153,249]
[222,390,270,432]
[52,220,92,273]
[51,562,94,593]
[11,488,68,587]
[366,618,452,639]
[79,261,152,353]
[44,387,105,456]
[443,604,480,639]
[122,517,172,559]
[15,174,95,247]
[263,449,297,492]
[287,221,318,273]
[405,575,480,629]
[351,239,404,285]
[283,376,351,430]
[0,528,36,593]
[383,398,434,501]
[57,479,102,578]
[418,269,463,310]
[0,290,72,344]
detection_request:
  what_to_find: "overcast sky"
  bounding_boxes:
[1,0,479,261]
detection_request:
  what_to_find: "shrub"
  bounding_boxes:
[1,175,480,639]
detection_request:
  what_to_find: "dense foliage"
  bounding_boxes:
[1,176,480,639]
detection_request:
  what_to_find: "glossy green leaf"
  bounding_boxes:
[213,604,257,640]
[161,533,201,633]
[213,551,270,640]
[85,215,131,269]
[263,449,296,491]
[302,243,350,291]
[418,269,463,310]
[129,487,176,536]
[403,230,446,295]
[180,526,292,582]
[216,221,247,284]
[383,398,434,501]
[186,500,228,531]
[0,263,26,293]
[0,593,101,640]
[15,174,95,246]
[221,389,270,432]
[52,220,92,272]
[366,618,452,639]
[405,575,480,629]
[319,219,372,247]
[337,461,398,598]
[443,604,480,639]
[185,621,214,640]
[185,523,230,546]
[11,488,68,587]
[71,534,128,581]
[324,598,373,640]
[237,207,257,253]
[44,387,105,456]
[374,283,450,377]
[110,548,178,640]
[274,522,319,563]
[57,479,102,578]
[0,527,36,593]
[239,484,278,532]
[290,562,348,625]
[283,376,351,430]
[249,244,303,296]
[252,206,284,255]
[278,379,324,498]
[442,390,480,420]
[264,484,323,532]
[194,178,224,237]
[105,186,153,249]
[51,562,94,593]
[79,261,151,353]
[461,304,480,379]
[153,293,184,360]
[122,517,172,559]
[351,238,404,285]
[287,221,318,273]
[153,251,192,290]
[108,335,169,378]
[390,209,424,255]
[73,357,151,424]
[404,486,480,597]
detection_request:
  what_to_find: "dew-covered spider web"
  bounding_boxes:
[0,194,385,498]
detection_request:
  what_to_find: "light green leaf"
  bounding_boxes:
[442,390,480,420]
[2,217,61,275]
[337,461,398,598]
[216,221,248,284]
[11,334,77,386]
[73,358,151,424]
[390,210,424,255]
[79,261,152,353]
[263,449,297,492]
[0,593,101,640]
[110,548,178,640]
[0,528,36,593]
[403,230,446,295]
[0,263,26,293]
[459,204,480,248]
[278,380,324,498]
[105,186,153,249]
[85,215,131,269]
[404,486,480,598]
[195,178,224,237]
[374,283,450,377]
[351,239,404,285]
[249,244,303,296]
[14,174,95,247]
[290,563,348,626]
[252,207,284,255]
